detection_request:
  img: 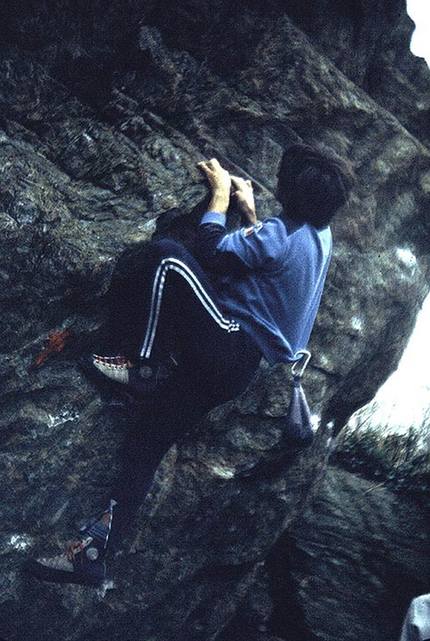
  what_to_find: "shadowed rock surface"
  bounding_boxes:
[0,1,429,640]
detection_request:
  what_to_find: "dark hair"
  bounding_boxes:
[276,142,355,228]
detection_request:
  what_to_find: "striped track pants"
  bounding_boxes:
[137,238,243,361]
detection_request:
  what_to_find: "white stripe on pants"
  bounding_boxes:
[140,256,240,359]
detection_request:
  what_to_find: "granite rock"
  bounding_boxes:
[0,1,429,640]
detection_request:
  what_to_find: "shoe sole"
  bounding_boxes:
[79,355,138,406]
[92,354,131,384]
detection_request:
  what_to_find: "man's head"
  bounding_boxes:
[276,142,355,228]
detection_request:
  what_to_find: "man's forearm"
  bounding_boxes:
[207,193,229,216]
[198,158,231,215]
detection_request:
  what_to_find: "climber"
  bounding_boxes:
[24,142,355,587]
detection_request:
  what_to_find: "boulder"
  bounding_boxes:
[0,1,429,639]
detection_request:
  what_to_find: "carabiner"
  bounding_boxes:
[291,349,311,377]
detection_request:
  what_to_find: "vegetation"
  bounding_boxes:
[332,419,430,501]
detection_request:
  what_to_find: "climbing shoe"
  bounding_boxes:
[24,501,116,587]
[91,353,178,396]
[24,536,106,587]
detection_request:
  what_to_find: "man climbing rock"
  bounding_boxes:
[24,143,355,586]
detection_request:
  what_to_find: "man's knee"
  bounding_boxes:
[149,238,188,262]
[146,238,205,283]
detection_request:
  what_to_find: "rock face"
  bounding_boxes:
[0,1,429,640]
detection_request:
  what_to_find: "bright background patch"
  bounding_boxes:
[407,0,430,66]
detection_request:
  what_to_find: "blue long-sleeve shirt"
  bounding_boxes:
[197,211,332,364]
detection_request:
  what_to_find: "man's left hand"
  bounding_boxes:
[198,158,231,215]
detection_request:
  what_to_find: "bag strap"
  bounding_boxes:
[291,349,311,378]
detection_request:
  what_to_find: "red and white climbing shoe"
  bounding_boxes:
[91,353,179,396]
[23,501,116,587]
[24,536,106,587]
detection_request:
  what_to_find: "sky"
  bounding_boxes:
[346,2,430,435]
[407,0,430,66]
[355,294,430,434]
